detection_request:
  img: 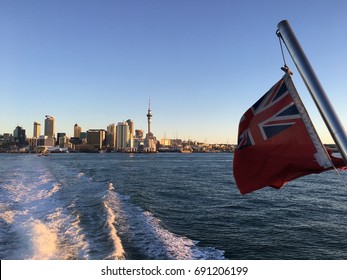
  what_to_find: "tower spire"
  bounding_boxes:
[146,98,152,134]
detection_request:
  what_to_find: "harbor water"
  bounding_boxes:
[1,153,347,260]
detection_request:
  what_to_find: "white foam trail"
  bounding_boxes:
[0,210,15,224]
[104,182,125,259]
[108,182,115,191]
[30,219,58,260]
[46,207,90,260]
[37,182,61,200]
[111,190,225,260]
[1,158,90,260]
[141,211,225,260]
[104,202,125,259]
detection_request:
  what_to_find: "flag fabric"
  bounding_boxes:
[233,73,344,194]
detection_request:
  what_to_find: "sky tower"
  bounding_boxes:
[147,99,152,134]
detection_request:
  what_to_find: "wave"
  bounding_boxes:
[103,201,125,259]
[77,172,85,179]
[0,159,89,259]
[102,182,125,259]
[29,219,59,259]
[106,183,225,260]
[1,156,225,260]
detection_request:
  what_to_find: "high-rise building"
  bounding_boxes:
[87,129,105,150]
[58,135,69,149]
[126,119,134,148]
[74,123,82,138]
[106,124,116,148]
[126,119,134,136]
[116,122,129,149]
[45,137,55,147]
[57,133,66,146]
[44,115,55,147]
[33,122,41,139]
[80,132,87,142]
[13,126,26,147]
[38,135,47,146]
[44,115,55,138]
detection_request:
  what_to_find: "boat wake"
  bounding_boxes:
[0,159,89,260]
[0,156,224,260]
[105,183,225,260]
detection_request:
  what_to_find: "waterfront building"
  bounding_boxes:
[44,115,55,147]
[160,138,171,146]
[0,133,13,150]
[2,134,12,143]
[80,132,87,143]
[45,137,55,147]
[116,122,130,150]
[135,129,144,139]
[28,137,38,148]
[126,119,134,136]
[59,136,70,149]
[13,126,26,147]
[57,133,66,146]
[74,123,82,138]
[106,124,116,148]
[87,129,105,150]
[132,138,142,150]
[126,119,134,148]
[33,122,41,139]
[44,115,55,138]
[37,135,47,146]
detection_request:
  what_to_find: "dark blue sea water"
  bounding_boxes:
[1,153,347,260]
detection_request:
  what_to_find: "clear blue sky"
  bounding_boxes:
[1,0,347,144]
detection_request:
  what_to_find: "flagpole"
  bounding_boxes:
[277,20,347,165]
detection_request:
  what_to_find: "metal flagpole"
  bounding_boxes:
[277,20,347,165]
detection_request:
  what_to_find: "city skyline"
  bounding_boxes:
[0,101,209,143]
[1,1,347,144]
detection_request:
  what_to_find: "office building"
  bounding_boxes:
[33,122,41,139]
[87,129,105,150]
[126,119,134,148]
[116,122,130,149]
[13,126,26,147]
[44,115,55,146]
[44,115,55,138]
[135,129,144,139]
[106,124,116,148]
[74,123,82,138]
[59,135,69,149]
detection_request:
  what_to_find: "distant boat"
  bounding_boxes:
[180,146,193,153]
[39,150,50,156]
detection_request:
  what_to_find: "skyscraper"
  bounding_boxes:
[44,115,55,147]
[86,129,105,150]
[74,123,82,138]
[13,126,26,147]
[116,122,129,149]
[126,119,134,148]
[44,115,55,138]
[106,124,116,148]
[33,122,41,139]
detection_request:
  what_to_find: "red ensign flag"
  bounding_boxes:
[233,73,344,194]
